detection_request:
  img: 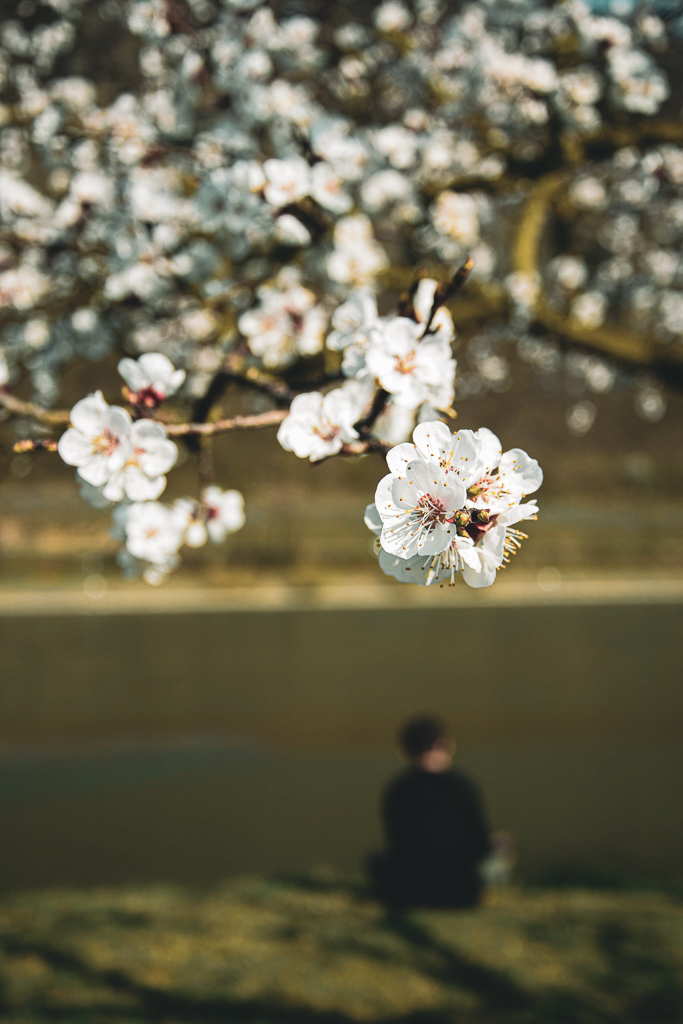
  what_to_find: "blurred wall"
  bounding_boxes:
[1,594,682,890]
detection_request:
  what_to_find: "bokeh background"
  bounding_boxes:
[1,0,683,1021]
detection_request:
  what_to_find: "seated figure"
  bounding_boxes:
[368,716,491,909]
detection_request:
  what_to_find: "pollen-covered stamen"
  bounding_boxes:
[414,492,447,527]
[92,429,121,457]
[312,418,340,442]
[123,445,145,469]
[394,350,417,375]
[467,474,503,501]
[421,541,466,586]
[499,528,528,568]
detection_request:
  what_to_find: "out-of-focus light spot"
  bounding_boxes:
[566,400,597,435]
[83,574,107,599]
[10,454,32,478]
[537,566,562,592]
[635,387,666,422]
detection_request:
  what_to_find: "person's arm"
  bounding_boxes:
[382,776,414,852]
[460,776,492,861]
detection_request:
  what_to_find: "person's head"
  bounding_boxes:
[398,716,455,772]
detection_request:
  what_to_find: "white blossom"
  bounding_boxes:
[238,269,327,368]
[118,352,186,406]
[100,419,177,502]
[58,391,133,487]
[326,288,380,380]
[326,214,388,285]
[366,317,455,411]
[367,423,542,586]
[373,430,474,559]
[263,157,310,207]
[309,161,352,213]
[277,388,361,461]
[123,500,184,565]
[202,486,246,542]
[431,192,480,246]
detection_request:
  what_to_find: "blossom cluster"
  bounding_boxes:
[277,278,456,459]
[57,353,244,583]
[365,421,542,588]
[0,0,679,423]
[0,0,674,585]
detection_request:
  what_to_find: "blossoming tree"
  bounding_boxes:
[0,0,680,584]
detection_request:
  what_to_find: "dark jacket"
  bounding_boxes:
[370,767,491,908]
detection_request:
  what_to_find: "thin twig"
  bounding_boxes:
[165,409,288,436]
[353,387,390,437]
[222,354,294,404]
[0,391,70,425]
[341,439,391,455]
[0,389,286,436]
[420,256,474,337]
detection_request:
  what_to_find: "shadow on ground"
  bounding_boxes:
[0,876,682,1024]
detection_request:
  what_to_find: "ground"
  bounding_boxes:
[1,877,682,1024]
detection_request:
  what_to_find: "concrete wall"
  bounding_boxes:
[1,592,681,890]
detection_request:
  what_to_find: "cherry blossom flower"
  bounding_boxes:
[364,498,478,586]
[170,497,208,549]
[118,352,186,408]
[462,427,543,514]
[460,502,539,588]
[402,421,542,514]
[366,317,455,410]
[367,422,542,584]
[263,157,310,207]
[100,419,178,502]
[277,387,362,461]
[238,269,327,367]
[372,501,538,588]
[122,500,185,567]
[309,161,352,214]
[373,444,469,559]
[202,487,246,542]
[327,214,388,285]
[170,489,245,546]
[326,289,380,379]
[58,391,133,487]
[431,192,480,246]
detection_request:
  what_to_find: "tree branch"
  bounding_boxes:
[341,439,391,455]
[0,391,70,425]
[164,409,288,436]
[222,354,294,404]
[514,172,683,383]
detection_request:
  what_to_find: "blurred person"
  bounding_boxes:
[368,716,491,909]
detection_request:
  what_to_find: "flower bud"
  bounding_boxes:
[472,508,491,524]
[453,508,471,528]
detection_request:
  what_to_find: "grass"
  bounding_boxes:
[0,876,682,1024]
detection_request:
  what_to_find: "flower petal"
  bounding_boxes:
[69,391,108,434]
[58,428,92,467]
[386,442,417,475]
[499,448,543,496]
